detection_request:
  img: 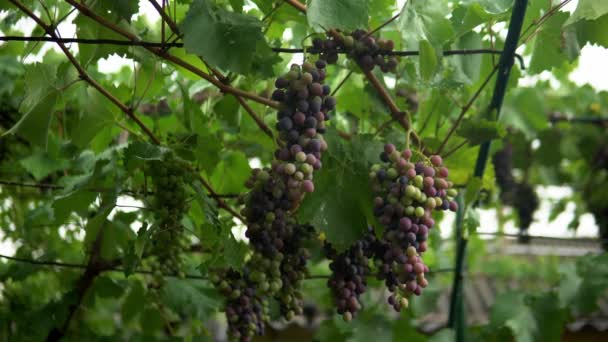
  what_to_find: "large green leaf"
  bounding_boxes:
[180,0,269,73]
[307,0,369,31]
[564,0,608,25]
[3,63,59,147]
[297,131,382,252]
[398,1,454,49]
[529,12,575,73]
[209,151,251,194]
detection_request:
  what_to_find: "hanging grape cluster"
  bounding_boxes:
[212,61,335,341]
[210,269,269,339]
[491,142,539,236]
[369,144,457,309]
[324,228,377,321]
[146,155,192,286]
[311,29,399,72]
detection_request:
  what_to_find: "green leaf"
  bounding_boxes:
[564,0,608,25]
[229,0,244,12]
[92,276,124,298]
[463,207,480,235]
[162,278,221,320]
[298,132,382,252]
[122,281,146,323]
[574,14,608,48]
[124,141,170,162]
[210,151,251,194]
[223,234,248,270]
[419,40,438,81]
[123,222,150,277]
[19,151,69,180]
[398,1,454,49]
[529,12,574,74]
[72,87,118,148]
[307,0,369,31]
[104,0,139,22]
[3,63,59,147]
[457,118,506,146]
[180,0,268,73]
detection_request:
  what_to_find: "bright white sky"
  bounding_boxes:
[0,0,605,255]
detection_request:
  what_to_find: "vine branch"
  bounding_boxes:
[8,0,161,145]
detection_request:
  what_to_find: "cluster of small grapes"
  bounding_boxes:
[274,224,315,320]
[491,142,539,236]
[215,62,335,341]
[210,269,269,339]
[311,29,399,72]
[513,182,539,239]
[491,142,516,204]
[369,144,457,310]
[325,229,377,321]
[146,155,192,286]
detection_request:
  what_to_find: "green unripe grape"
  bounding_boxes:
[284,163,296,175]
[406,206,415,215]
[414,175,423,187]
[415,207,425,217]
[406,185,417,197]
[371,164,382,172]
[387,168,398,179]
[369,171,377,180]
[448,188,458,197]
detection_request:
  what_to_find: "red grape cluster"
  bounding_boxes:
[324,229,377,321]
[214,61,335,341]
[210,269,268,339]
[311,29,399,72]
[369,144,457,309]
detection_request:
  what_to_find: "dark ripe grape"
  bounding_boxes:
[305,117,318,129]
[277,117,293,131]
[384,143,396,154]
[287,130,300,143]
[326,51,339,64]
[297,88,309,99]
[293,112,306,126]
[307,139,321,153]
[322,85,331,96]
[310,97,322,112]
[316,59,327,69]
[312,37,324,50]
[374,54,385,66]
[310,83,323,97]
[359,55,374,71]
[297,100,309,112]
[324,96,337,110]
[438,167,449,178]
[352,29,366,40]
[272,89,285,101]
[275,77,290,89]
[302,180,315,193]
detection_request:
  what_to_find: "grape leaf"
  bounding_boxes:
[529,12,575,74]
[210,151,251,194]
[564,0,608,25]
[181,0,269,73]
[306,0,369,31]
[456,118,506,146]
[298,131,383,252]
[19,151,69,180]
[419,40,438,81]
[3,63,59,147]
[398,1,454,49]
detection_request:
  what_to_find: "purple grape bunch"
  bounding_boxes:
[214,61,336,341]
[369,144,458,310]
[325,229,378,321]
[311,29,399,72]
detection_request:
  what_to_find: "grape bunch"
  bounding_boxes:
[513,182,539,241]
[146,155,192,285]
[325,229,377,321]
[369,144,457,308]
[274,224,315,320]
[491,142,516,205]
[218,61,335,341]
[311,29,399,72]
[210,269,269,340]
